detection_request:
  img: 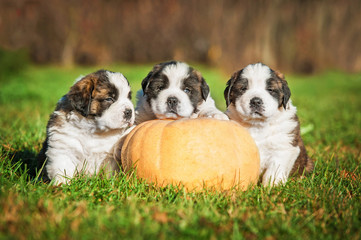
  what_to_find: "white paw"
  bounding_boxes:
[207,112,229,120]
[262,171,287,187]
[52,174,70,186]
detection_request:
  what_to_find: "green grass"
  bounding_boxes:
[0,64,360,239]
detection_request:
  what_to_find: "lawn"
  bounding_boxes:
[0,64,360,239]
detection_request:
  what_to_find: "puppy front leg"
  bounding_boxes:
[262,165,288,186]
[46,155,78,185]
[199,109,229,120]
[262,147,300,186]
[197,96,229,120]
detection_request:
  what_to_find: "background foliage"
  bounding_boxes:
[1,0,361,73]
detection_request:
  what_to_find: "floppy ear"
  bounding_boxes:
[224,79,232,107]
[274,70,285,80]
[141,63,165,95]
[200,77,210,100]
[67,76,95,117]
[281,80,291,109]
[141,71,153,94]
[275,70,291,109]
[224,71,238,107]
[193,69,209,100]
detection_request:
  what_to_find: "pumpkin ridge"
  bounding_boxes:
[120,124,142,172]
[122,120,158,173]
[232,122,260,188]
[157,120,168,183]
[140,120,163,180]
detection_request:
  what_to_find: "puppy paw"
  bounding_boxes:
[262,170,288,187]
[204,112,229,120]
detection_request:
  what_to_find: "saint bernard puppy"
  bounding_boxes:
[37,70,135,184]
[135,61,228,124]
[224,63,313,186]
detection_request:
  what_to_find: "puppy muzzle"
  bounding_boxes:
[167,96,179,113]
[250,97,264,115]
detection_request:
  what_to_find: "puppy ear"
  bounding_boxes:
[224,79,232,107]
[281,80,291,109]
[224,71,238,107]
[275,70,291,109]
[200,77,210,100]
[193,70,209,100]
[68,76,95,117]
[274,70,285,80]
[141,63,165,94]
[141,71,153,94]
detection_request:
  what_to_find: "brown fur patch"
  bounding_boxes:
[274,70,285,80]
[67,75,96,117]
[66,70,119,117]
[290,115,314,176]
[224,70,246,107]
[192,69,203,81]
[266,78,284,108]
[271,69,291,109]
[89,86,118,117]
[184,68,209,104]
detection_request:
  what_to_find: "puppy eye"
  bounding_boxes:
[267,88,275,93]
[184,88,191,94]
[237,87,247,93]
[105,97,114,102]
[157,86,164,91]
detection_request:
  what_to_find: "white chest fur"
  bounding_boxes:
[45,112,124,183]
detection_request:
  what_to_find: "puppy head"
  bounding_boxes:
[224,63,291,120]
[141,61,209,119]
[67,70,134,131]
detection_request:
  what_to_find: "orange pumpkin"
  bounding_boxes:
[120,118,260,191]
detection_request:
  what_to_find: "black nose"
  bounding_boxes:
[167,97,179,110]
[124,108,133,120]
[250,97,263,108]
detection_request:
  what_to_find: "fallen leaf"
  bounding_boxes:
[152,210,169,224]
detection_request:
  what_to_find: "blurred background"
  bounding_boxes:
[1,0,361,74]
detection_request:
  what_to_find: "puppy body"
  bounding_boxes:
[226,101,302,185]
[38,70,135,184]
[225,63,313,186]
[135,61,228,124]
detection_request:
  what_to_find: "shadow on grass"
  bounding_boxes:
[6,148,39,180]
